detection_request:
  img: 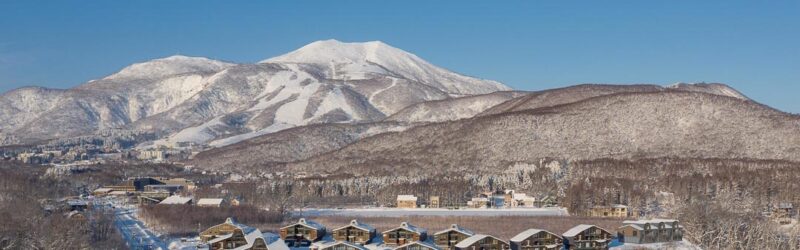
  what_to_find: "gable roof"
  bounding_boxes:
[510,229,561,242]
[197,198,224,206]
[383,222,427,234]
[397,195,418,201]
[334,219,375,232]
[434,224,474,236]
[618,224,644,231]
[204,218,265,250]
[281,218,325,231]
[316,241,368,250]
[562,225,609,238]
[455,234,507,248]
[394,241,439,250]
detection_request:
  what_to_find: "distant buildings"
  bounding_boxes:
[397,195,419,208]
[588,204,629,218]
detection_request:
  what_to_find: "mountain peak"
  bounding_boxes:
[106,55,234,80]
[667,82,749,100]
[261,39,407,65]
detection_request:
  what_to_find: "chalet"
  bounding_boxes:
[397,195,418,208]
[200,217,269,250]
[430,196,441,208]
[280,218,326,247]
[311,241,368,250]
[510,229,563,250]
[588,205,629,218]
[434,224,475,250]
[562,225,612,250]
[454,234,509,250]
[332,219,376,244]
[382,222,427,246]
[159,195,193,205]
[395,241,440,250]
[198,198,226,207]
[618,219,683,244]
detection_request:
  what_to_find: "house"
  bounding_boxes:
[198,198,226,207]
[618,219,683,244]
[588,204,629,218]
[137,191,171,205]
[92,187,112,196]
[776,202,795,218]
[430,196,441,208]
[397,195,418,208]
[395,241,440,250]
[199,217,269,250]
[510,229,563,250]
[279,218,326,247]
[510,193,536,208]
[312,241,369,250]
[382,222,427,246]
[159,195,193,205]
[454,234,509,250]
[467,197,490,208]
[332,219,376,244]
[562,225,612,250]
[434,224,475,250]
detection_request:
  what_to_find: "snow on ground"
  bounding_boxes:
[295,207,569,217]
[114,208,168,250]
[611,240,702,250]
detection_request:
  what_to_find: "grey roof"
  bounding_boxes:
[563,225,610,238]
[455,234,507,248]
[282,218,326,231]
[317,241,368,250]
[434,224,474,236]
[334,219,376,232]
[383,222,427,234]
[394,241,439,250]
[510,229,561,242]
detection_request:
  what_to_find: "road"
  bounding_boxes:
[94,197,168,250]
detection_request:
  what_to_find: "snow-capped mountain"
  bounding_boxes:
[0,40,510,147]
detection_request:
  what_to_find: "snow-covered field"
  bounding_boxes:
[295,207,569,217]
[611,240,702,250]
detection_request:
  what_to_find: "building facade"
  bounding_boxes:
[617,219,683,245]
[280,218,326,247]
[332,219,376,244]
[382,222,427,246]
[562,225,612,250]
[434,224,475,250]
[510,229,563,250]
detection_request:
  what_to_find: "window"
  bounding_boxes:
[632,231,637,236]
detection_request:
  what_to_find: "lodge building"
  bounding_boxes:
[617,219,683,245]
[562,225,612,250]
[280,218,326,247]
[433,224,475,250]
[332,219,376,244]
[509,229,563,250]
[382,222,428,246]
[454,234,510,250]
[200,218,269,250]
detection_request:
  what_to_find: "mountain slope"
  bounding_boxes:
[385,91,528,123]
[285,91,800,177]
[0,40,509,147]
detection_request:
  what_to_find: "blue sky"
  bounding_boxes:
[1,1,798,113]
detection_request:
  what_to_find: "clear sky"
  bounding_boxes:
[1,1,798,113]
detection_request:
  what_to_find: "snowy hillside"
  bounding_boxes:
[0,40,510,147]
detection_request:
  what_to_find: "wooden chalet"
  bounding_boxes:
[561,225,612,250]
[200,218,269,250]
[509,229,563,250]
[618,219,683,244]
[280,218,326,247]
[332,219,376,244]
[454,234,509,250]
[395,241,440,250]
[382,222,428,246]
[434,224,475,250]
[397,195,419,208]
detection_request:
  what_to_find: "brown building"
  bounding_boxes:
[588,204,629,218]
[397,195,419,208]
[455,234,509,250]
[332,219,376,244]
[618,219,683,245]
[382,222,427,246]
[562,225,612,250]
[200,218,269,250]
[280,218,326,247]
[434,224,475,250]
[430,196,441,208]
[510,229,563,250]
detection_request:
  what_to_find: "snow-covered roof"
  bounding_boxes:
[434,224,474,237]
[383,222,427,234]
[282,218,326,231]
[159,195,193,205]
[510,229,561,242]
[397,195,418,201]
[315,241,368,250]
[394,241,439,250]
[334,219,375,232]
[93,188,112,193]
[611,204,629,208]
[205,218,266,250]
[455,234,506,248]
[108,191,129,195]
[563,225,608,238]
[619,224,644,231]
[197,198,224,206]
[779,202,794,209]
[622,219,679,225]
